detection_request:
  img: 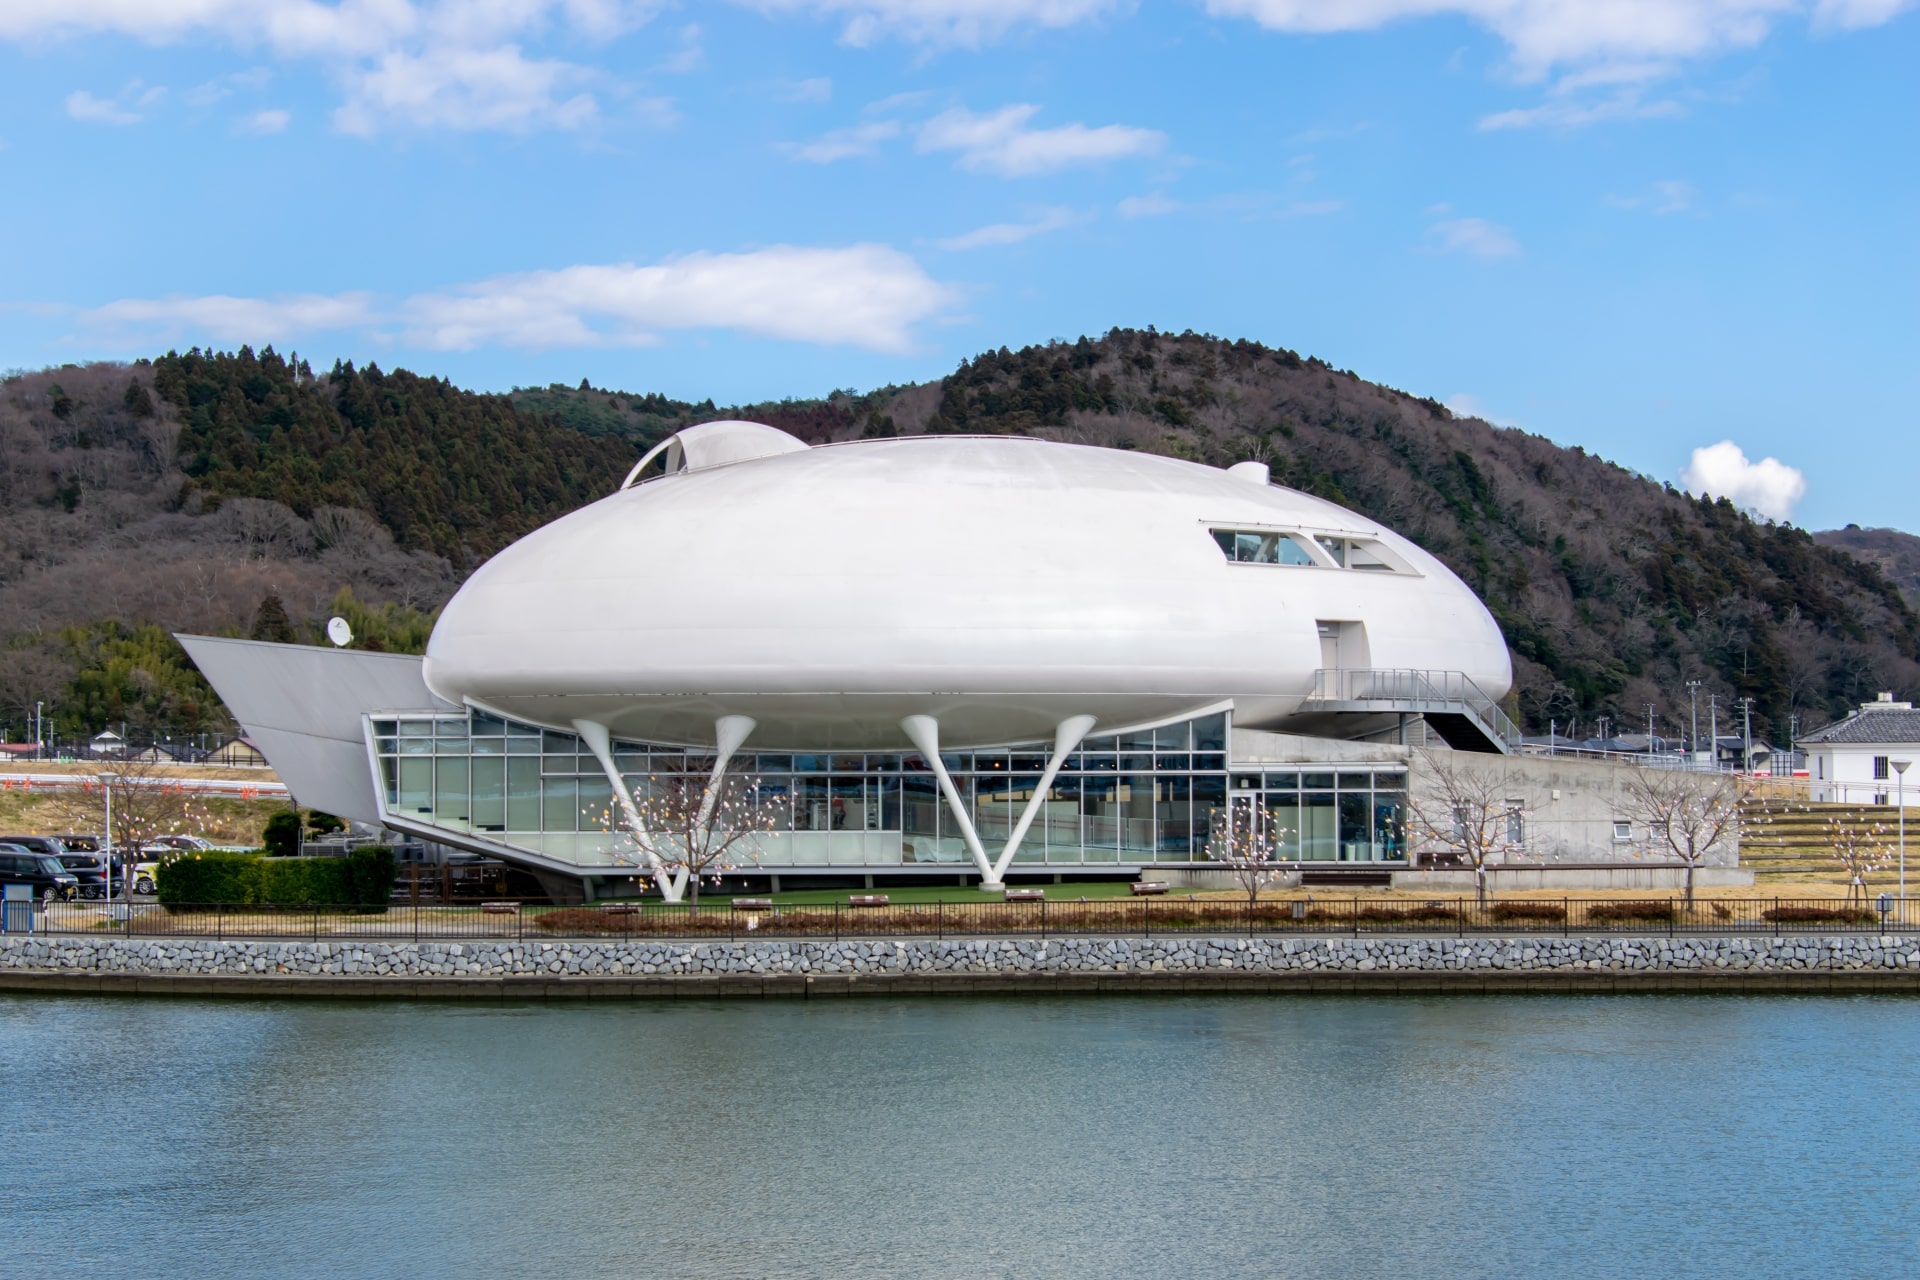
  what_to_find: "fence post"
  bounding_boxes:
[937,900,944,941]
[216,902,224,943]
[413,901,420,944]
[518,903,525,943]
[1247,898,1254,938]
[835,903,842,942]
[1563,898,1569,938]
[1144,897,1151,938]
[312,903,319,941]
[1457,898,1465,937]
[1041,897,1048,941]
[1668,898,1675,940]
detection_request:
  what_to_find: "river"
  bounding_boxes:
[2,993,1916,1277]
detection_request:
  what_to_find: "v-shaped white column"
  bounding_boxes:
[574,718,678,897]
[989,714,1096,886]
[902,713,1096,891]
[900,714,993,885]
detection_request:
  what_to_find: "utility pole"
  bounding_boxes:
[1739,697,1755,775]
[1709,694,1720,772]
[1686,681,1701,760]
[1646,704,1657,755]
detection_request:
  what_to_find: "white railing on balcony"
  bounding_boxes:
[1304,668,1523,751]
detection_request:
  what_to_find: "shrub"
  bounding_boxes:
[155,847,395,910]
[1585,901,1677,923]
[261,810,302,858]
[1355,905,1457,923]
[1761,905,1878,925]
[1489,902,1567,922]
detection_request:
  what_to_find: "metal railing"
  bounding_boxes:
[10,896,1917,942]
[1304,668,1522,750]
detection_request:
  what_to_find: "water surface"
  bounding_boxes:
[3,993,1916,1278]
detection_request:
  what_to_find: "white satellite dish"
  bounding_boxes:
[326,617,353,648]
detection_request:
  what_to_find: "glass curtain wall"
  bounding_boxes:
[371,711,1407,869]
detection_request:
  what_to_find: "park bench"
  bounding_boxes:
[847,894,890,907]
[1003,888,1046,902]
[598,903,638,915]
[731,898,774,911]
[1130,881,1169,896]
[480,901,520,915]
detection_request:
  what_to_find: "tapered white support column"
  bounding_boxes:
[900,715,993,886]
[990,714,1096,886]
[574,718,681,897]
[695,714,757,834]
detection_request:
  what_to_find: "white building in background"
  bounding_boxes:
[1801,694,1920,807]
[180,422,1525,900]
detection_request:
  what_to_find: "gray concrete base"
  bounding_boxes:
[1143,867,1304,891]
[1392,865,1755,892]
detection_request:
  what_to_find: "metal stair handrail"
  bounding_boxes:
[1304,667,1522,750]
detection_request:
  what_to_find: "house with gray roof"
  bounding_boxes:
[1800,693,1920,806]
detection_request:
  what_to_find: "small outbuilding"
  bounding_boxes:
[1800,694,1920,806]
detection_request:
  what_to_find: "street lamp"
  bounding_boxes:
[1894,759,1911,911]
[97,773,120,908]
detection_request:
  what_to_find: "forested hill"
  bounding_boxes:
[1,332,1914,750]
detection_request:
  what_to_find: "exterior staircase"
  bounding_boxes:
[1294,668,1521,754]
[1738,798,1920,889]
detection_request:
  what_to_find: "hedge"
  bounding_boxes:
[156,847,396,911]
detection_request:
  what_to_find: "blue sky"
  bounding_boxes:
[1,1,1915,531]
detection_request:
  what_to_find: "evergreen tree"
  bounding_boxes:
[249,593,297,644]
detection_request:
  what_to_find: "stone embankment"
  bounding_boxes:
[4,934,1920,996]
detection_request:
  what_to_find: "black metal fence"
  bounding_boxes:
[9,896,1919,942]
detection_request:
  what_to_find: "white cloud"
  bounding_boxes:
[917,105,1165,177]
[80,245,954,354]
[782,119,900,162]
[332,45,599,135]
[65,89,143,125]
[775,76,833,102]
[1427,216,1520,257]
[1608,179,1696,213]
[84,292,377,344]
[1681,440,1807,520]
[744,0,1121,47]
[236,107,293,134]
[6,2,659,137]
[1479,88,1685,130]
[936,206,1087,250]
[1200,1,1912,78]
[1117,192,1181,218]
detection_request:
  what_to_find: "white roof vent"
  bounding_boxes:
[620,420,807,490]
[1226,460,1271,486]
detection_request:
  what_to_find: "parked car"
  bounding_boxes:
[142,835,214,855]
[56,834,104,854]
[54,853,129,900]
[133,860,160,895]
[1,835,72,858]
[0,845,80,902]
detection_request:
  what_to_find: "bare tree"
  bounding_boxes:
[1204,803,1289,903]
[603,765,779,904]
[41,760,213,891]
[1406,751,1531,904]
[1753,800,1891,906]
[1623,769,1746,908]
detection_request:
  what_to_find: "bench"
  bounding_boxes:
[731,898,774,911]
[598,903,638,915]
[1130,881,1170,896]
[847,894,890,908]
[480,901,520,915]
[1003,888,1046,902]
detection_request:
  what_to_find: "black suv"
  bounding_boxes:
[55,853,125,899]
[0,845,80,902]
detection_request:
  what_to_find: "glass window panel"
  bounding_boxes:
[830,755,864,773]
[542,778,578,833]
[470,713,505,736]
[1264,796,1303,861]
[1374,795,1406,860]
[1302,772,1336,790]
[1154,723,1192,750]
[1337,771,1373,790]
[1193,753,1227,772]
[830,776,865,831]
[1194,714,1228,752]
[1157,753,1193,771]
[614,750,648,775]
[1043,775,1081,860]
[371,719,397,737]
[878,775,902,830]
[471,736,505,756]
[398,720,433,738]
[1339,793,1374,861]
[1274,537,1315,566]
[796,776,831,831]
[902,774,940,863]
[1155,775,1192,856]
[433,758,469,830]
[376,736,398,756]
[869,755,901,772]
[1119,753,1154,772]
[1011,754,1048,773]
[380,756,400,805]
[507,734,541,755]
[397,757,432,814]
[1300,791,1337,860]
[1078,775,1120,860]
[755,778,792,831]
[1117,775,1156,854]
[1083,735,1116,752]
[1079,754,1117,772]
[542,731,577,754]
[579,775,614,834]
[754,754,793,772]
[1233,774,1263,792]
[792,754,828,773]
[1316,535,1347,567]
[542,751,584,776]
[973,752,1009,774]
[506,758,541,831]
[470,757,505,831]
[939,753,970,774]
[1211,529,1236,558]
[1119,730,1156,750]
[975,772,1020,845]
[1192,775,1227,852]
[1264,772,1299,790]
[399,735,432,757]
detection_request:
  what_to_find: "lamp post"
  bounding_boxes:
[1894,759,1911,910]
[97,773,119,909]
